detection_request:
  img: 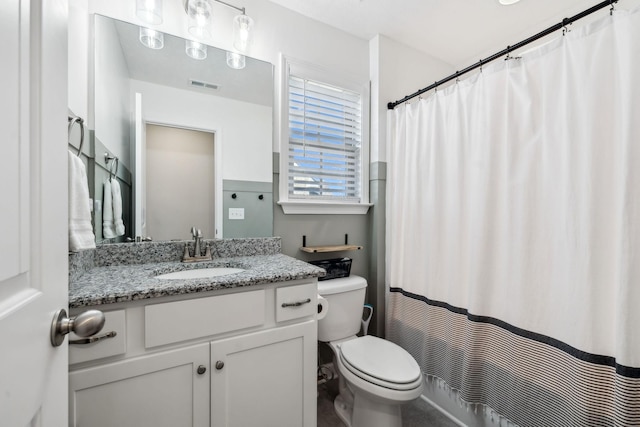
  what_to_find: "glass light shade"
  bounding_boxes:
[139,27,164,49]
[185,40,208,60]
[498,0,521,4]
[226,51,246,69]
[187,0,213,39]
[136,0,163,25]
[233,14,254,52]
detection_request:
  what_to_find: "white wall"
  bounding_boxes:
[369,35,454,163]
[130,80,272,183]
[94,17,132,168]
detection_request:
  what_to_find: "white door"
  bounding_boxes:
[0,0,69,425]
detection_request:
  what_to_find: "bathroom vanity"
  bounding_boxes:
[67,238,324,427]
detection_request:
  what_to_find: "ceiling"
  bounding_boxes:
[267,0,608,67]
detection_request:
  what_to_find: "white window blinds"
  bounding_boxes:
[288,75,362,202]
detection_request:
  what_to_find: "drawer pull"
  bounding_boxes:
[281,298,312,308]
[69,331,117,345]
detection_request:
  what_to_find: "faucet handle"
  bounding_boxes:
[191,226,197,238]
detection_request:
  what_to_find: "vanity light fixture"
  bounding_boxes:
[182,0,254,50]
[186,40,208,60]
[139,27,165,49]
[136,0,163,25]
[226,51,246,69]
[498,0,522,4]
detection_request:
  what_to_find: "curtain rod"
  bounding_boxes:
[387,0,618,110]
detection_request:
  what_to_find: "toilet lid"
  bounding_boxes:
[339,336,422,387]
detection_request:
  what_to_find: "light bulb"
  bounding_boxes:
[139,27,164,49]
[186,40,207,60]
[233,14,254,52]
[187,0,213,39]
[226,51,246,69]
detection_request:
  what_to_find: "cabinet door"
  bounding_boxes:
[69,343,209,427]
[211,320,317,427]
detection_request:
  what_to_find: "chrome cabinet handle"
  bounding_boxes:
[197,365,207,375]
[69,331,117,345]
[215,361,225,370]
[50,309,105,347]
[281,298,312,308]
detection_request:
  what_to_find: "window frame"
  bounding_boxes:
[278,55,371,215]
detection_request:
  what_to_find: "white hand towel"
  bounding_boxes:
[111,179,125,237]
[103,179,116,239]
[68,151,96,251]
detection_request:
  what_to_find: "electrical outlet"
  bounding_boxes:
[229,208,245,220]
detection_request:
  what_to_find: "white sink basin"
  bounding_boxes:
[156,268,245,280]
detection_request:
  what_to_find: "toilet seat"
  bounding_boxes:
[338,336,422,391]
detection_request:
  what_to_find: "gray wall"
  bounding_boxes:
[223,180,273,238]
[273,153,387,336]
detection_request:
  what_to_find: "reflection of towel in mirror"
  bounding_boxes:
[68,151,96,251]
[111,179,125,236]
[103,180,116,239]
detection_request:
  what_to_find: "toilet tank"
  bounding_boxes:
[317,275,367,342]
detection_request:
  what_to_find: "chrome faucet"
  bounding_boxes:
[182,227,212,263]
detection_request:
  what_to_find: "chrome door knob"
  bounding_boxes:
[50,309,105,347]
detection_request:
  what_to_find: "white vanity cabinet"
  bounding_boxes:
[68,280,318,427]
[69,343,210,427]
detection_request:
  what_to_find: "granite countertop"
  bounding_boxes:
[69,253,326,308]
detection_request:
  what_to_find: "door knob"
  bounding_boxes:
[50,308,105,347]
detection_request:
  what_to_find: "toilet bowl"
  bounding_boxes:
[317,276,424,427]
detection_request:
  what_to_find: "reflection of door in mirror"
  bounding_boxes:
[145,124,215,241]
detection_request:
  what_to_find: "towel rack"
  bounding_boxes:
[68,115,85,157]
[105,153,119,181]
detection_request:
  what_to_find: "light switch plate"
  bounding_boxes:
[229,208,245,220]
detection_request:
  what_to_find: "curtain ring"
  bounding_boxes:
[562,18,571,36]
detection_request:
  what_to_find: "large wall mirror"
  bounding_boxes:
[92,14,274,244]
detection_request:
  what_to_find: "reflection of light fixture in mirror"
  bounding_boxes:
[226,51,245,69]
[136,0,163,25]
[187,0,213,39]
[186,40,208,60]
[139,27,164,49]
[233,13,253,52]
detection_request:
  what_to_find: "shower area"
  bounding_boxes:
[385,3,640,426]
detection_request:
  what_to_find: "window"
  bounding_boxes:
[279,57,370,214]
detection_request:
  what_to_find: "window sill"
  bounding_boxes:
[277,200,372,215]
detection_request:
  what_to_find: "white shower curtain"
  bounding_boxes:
[387,8,640,427]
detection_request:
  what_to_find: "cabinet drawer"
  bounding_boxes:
[145,289,266,348]
[69,309,126,365]
[276,282,317,323]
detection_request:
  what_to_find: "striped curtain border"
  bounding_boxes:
[389,287,640,379]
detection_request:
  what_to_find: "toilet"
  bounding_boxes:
[317,275,424,427]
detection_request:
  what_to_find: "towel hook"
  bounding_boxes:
[105,153,119,181]
[68,116,85,157]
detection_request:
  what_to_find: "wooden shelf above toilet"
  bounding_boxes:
[300,234,362,253]
[300,244,362,253]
